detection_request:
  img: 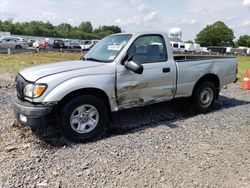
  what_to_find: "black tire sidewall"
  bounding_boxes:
[15,45,22,49]
[193,82,216,113]
[59,95,108,142]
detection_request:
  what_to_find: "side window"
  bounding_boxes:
[173,43,178,48]
[128,35,167,64]
[10,39,17,42]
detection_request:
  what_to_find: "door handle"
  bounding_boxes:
[162,67,170,73]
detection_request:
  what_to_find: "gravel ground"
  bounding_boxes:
[0,74,250,188]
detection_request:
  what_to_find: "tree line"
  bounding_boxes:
[0,19,121,40]
[0,19,249,47]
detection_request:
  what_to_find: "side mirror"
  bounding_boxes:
[124,61,143,74]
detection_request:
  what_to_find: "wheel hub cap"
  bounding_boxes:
[200,88,213,108]
[70,104,99,134]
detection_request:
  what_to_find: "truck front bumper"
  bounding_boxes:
[12,95,56,129]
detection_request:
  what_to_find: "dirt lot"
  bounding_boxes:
[0,73,250,188]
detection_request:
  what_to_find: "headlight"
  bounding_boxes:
[23,83,47,98]
[23,84,33,98]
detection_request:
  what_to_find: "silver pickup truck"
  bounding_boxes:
[12,32,238,142]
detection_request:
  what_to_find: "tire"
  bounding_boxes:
[15,45,22,50]
[59,43,64,48]
[192,81,216,113]
[59,95,108,142]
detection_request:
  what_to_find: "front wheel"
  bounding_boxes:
[192,82,216,113]
[59,95,108,142]
[15,45,22,50]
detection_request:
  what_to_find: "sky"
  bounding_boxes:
[0,0,250,41]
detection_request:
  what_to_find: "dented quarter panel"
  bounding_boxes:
[116,61,177,109]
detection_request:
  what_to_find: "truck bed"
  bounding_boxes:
[174,55,236,62]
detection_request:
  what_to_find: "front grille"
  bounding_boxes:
[15,74,28,99]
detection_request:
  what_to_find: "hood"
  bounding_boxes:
[20,60,106,82]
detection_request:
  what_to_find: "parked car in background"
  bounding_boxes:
[0,36,28,49]
[201,47,210,53]
[68,42,81,49]
[207,46,227,54]
[27,39,36,47]
[184,43,194,52]
[194,43,201,53]
[170,41,185,52]
[52,39,65,49]
[80,40,99,51]
[247,48,250,56]
[64,39,71,48]
[33,40,40,48]
[38,41,48,49]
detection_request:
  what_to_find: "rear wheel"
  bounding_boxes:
[15,45,22,49]
[193,81,216,113]
[59,95,108,142]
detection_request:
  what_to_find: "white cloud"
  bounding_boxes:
[241,20,250,26]
[114,11,157,27]
[114,16,141,26]
[114,10,157,28]
[243,0,250,7]
[143,11,157,22]
[225,17,234,21]
[138,3,150,12]
[180,19,198,25]
[42,12,56,19]
[0,1,10,14]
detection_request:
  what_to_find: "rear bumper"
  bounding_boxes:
[12,94,56,128]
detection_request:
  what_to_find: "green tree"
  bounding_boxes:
[0,19,121,40]
[185,40,193,44]
[237,35,250,47]
[79,21,93,33]
[195,21,234,47]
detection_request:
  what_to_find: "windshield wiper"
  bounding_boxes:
[85,57,103,62]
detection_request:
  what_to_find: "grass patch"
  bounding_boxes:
[0,52,83,73]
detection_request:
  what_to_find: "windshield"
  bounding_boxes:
[83,34,132,62]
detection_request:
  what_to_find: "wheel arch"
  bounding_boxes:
[192,74,220,99]
[57,88,112,119]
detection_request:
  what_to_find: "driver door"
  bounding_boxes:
[116,34,176,109]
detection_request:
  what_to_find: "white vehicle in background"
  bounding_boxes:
[247,48,250,55]
[194,43,201,53]
[201,47,210,53]
[64,39,71,48]
[33,40,40,48]
[170,41,185,52]
[226,47,232,54]
[184,43,194,52]
[80,40,100,51]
